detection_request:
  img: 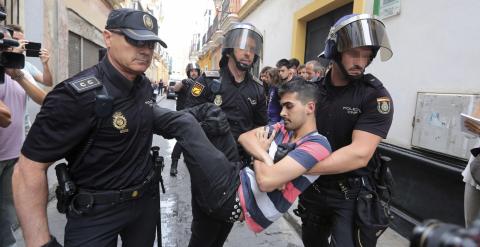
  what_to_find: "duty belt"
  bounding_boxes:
[311,176,367,200]
[72,170,156,211]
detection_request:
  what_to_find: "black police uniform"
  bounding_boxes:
[298,72,394,247]
[170,78,195,173]
[185,66,267,141]
[21,57,161,246]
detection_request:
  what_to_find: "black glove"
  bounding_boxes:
[41,235,63,247]
[183,103,230,136]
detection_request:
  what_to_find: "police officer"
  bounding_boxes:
[169,62,201,176]
[297,14,394,247]
[184,23,267,143]
[184,23,267,247]
[12,9,169,246]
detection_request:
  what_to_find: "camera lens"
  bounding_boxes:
[410,220,462,247]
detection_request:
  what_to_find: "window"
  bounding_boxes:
[68,31,102,77]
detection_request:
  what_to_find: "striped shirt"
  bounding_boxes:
[238,122,331,233]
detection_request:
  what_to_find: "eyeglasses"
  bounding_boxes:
[108,29,156,49]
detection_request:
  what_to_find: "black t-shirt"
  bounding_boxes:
[314,72,394,179]
[184,67,268,140]
[22,57,155,190]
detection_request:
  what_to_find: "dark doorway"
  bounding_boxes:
[304,3,353,64]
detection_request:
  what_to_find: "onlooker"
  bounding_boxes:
[298,64,308,80]
[159,79,164,96]
[463,101,480,227]
[305,60,325,82]
[7,24,53,87]
[276,58,290,82]
[260,66,272,99]
[288,58,300,75]
[265,67,282,124]
[0,99,11,128]
[0,27,46,247]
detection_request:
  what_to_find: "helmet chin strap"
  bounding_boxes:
[231,53,251,71]
[333,56,364,81]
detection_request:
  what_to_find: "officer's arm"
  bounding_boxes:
[12,154,53,246]
[307,130,381,175]
[173,81,184,92]
[253,157,307,192]
[238,126,272,165]
[0,99,11,127]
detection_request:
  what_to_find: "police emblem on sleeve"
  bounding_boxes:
[112,112,129,133]
[191,82,205,97]
[377,97,391,114]
[143,14,154,30]
[214,95,222,106]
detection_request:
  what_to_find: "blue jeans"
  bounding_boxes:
[0,158,18,247]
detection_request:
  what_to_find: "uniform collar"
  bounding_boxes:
[100,56,139,92]
[221,66,250,86]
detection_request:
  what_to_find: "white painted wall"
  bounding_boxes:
[242,0,313,67]
[245,0,480,149]
[368,0,480,148]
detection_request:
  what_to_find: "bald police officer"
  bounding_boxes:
[12,9,168,246]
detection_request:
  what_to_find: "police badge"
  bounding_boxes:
[377,97,391,114]
[214,95,222,106]
[113,112,129,133]
[143,14,154,30]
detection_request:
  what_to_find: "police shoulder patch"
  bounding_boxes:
[68,76,102,93]
[191,82,205,97]
[377,97,391,114]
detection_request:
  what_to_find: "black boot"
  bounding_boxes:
[170,159,178,176]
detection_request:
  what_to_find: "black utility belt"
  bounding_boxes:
[74,170,156,206]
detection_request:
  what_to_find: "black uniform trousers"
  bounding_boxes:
[299,178,365,247]
[180,128,241,247]
[64,186,159,247]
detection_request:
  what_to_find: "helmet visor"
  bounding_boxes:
[336,18,393,61]
[223,28,263,59]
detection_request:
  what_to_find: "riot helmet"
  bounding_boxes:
[185,62,201,79]
[220,23,263,71]
[321,14,392,62]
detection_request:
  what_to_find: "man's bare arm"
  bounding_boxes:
[7,69,46,105]
[307,130,381,175]
[12,154,53,246]
[0,99,11,127]
[253,156,307,192]
[38,48,53,86]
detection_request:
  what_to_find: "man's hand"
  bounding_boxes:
[12,39,27,53]
[255,126,276,154]
[5,68,24,81]
[39,48,50,64]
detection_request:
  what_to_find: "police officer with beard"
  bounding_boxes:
[184,23,267,246]
[297,14,394,247]
[12,9,170,246]
[169,62,201,176]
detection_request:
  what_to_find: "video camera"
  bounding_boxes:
[0,9,25,84]
[410,215,480,247]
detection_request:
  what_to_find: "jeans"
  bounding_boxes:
[0,158,18,247]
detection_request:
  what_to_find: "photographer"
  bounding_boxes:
[0,26,46,247]
[7,24,53,87]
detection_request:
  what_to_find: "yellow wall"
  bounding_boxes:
[198,50,213,71]
[291,0,366,63]
[66,0,111,31]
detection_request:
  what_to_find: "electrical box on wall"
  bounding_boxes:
[411,93,480,161]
